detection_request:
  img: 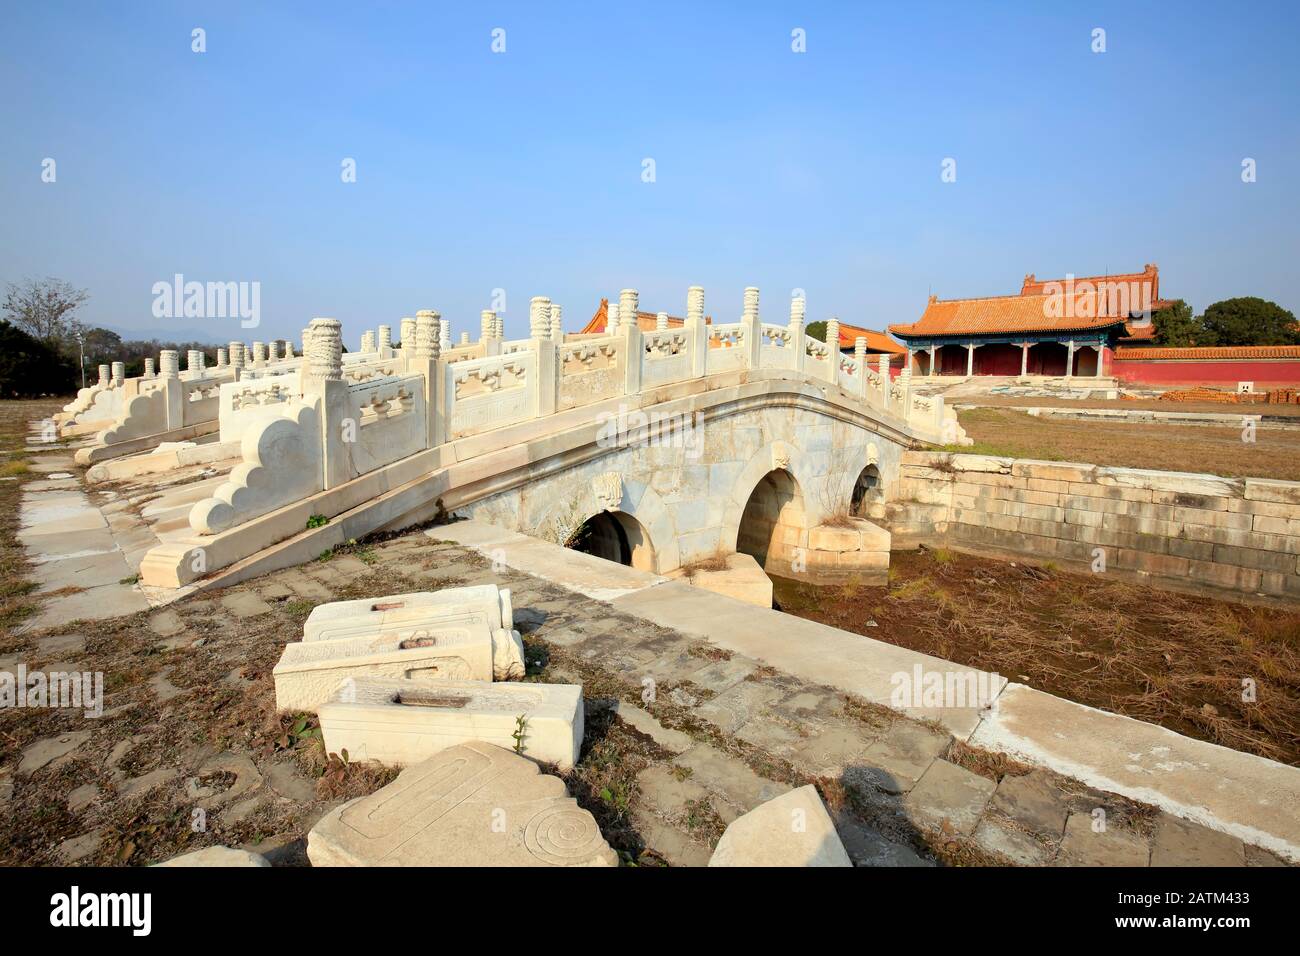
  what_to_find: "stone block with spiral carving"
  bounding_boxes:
[307,740,613,866]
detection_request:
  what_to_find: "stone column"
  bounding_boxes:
[306,318,343,381]
[267,342,279,362]
[98,364,111,387]
[606,303,621,336]
[550,303,564,342]
[966,343,975,377]
[361,331,376,354]
[160,350,179,378]
[400,317,416,350]
[112,362,125,386]
[480,310,495,342]
[741,287,763,369]
[785,292,804,372]
[378,325,393,353]
[854,336,868,397]
[216,348,227,368]
[229,342,245,380]
[415,310,440,361]
[144,357,156,378]
[526,297,558,417]
[494,315,503,340]
[284,341,295,359]
[252,342,266,365]
[929,344,937,377]
[411,311,444,448]
[1066,340,1075,378]
[190,350,206,374]
[302,318,349,490]
[459,332,470,345]
[656,311,669,331]
[686,285,707,377]
[1095,344,1105,377]
[1020,343,1029,377]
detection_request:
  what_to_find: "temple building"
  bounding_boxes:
[888,264,1167,378]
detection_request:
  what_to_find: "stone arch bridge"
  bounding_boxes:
[68,287,965,594]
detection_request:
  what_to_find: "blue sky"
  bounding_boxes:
[2,1,1297,346]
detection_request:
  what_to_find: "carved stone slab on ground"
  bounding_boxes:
[708,784,852,867]
[273,620,524,711]
[302,585,513,641]
[307,742,617,866]
[317,676,583,769]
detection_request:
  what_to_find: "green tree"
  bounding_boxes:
[1151,300,1208,347]
[1200,297,1298,346]
[0,320,77,398]
[805,320,827,342]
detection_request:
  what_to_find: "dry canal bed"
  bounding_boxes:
[773,547,1300,767]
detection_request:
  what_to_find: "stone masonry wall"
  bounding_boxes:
[893,452,1300,600]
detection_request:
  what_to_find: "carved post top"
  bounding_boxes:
[549,303,563,341]
[618,289,638,332]
[269,342,280,361]
[494,315,504,339]
[159,350,179,378]
[825,317,841,350]
[361,331,376,353]
[607,303,621,336]
[743,287,760,322]
[378,324,393,349]
[111,361,125,386]
[415,310,440,360]
[230,341,246,368]
[687,286,704,325]
[854,335,867,357]
[438,317,452,350]
[144,357,156,377]
[400,317,416,348]
[788,294,805,328]
[98,364,110,385]
[252,342,267,364]
[529,296,551,338]
[308,317,344,380]
[459,331,470,345]
[216,348,228,367]
[480,310,496,341]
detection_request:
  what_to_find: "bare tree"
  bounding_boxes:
[2,277,90,345]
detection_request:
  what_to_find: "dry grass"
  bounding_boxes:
[776,548,1300,766]
[953,407,1300,481]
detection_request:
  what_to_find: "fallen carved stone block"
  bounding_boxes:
[303,585,513,642]
[273,621,525,712]
[317,676,583,770]
[708,785,852,867]
[307,741,616,866]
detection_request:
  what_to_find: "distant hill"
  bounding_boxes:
[101,323,250,345]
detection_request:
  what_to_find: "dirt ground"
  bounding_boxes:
[951,406,1300,481]
[774,548,1300,767]
[969,394,1300,417]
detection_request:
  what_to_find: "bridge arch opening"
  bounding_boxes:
[568,510,656,571]
[736,468,805,573]
[850,464,882,517]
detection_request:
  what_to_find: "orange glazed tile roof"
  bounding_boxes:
[1114,345,1300,361]
[581,298,713,334]
[892,264,1169,340]
[889,292,1136,338]
[834,321,905,355]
